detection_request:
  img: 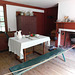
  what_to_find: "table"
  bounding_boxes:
[8,35,50,62]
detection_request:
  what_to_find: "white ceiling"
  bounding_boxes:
[3,0,67,8]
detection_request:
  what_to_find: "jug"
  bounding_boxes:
[17,30,22,40]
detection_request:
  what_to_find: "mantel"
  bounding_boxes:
[56,22,75,24]
[56,22,75,30]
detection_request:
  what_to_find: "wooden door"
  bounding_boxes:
[34,12,45,35]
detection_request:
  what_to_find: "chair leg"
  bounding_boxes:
[62,53,66,62]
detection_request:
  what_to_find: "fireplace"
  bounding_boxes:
[56,22,75,47]
[58,28,75,47]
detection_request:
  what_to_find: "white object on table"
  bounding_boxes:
[17,30,22,40]
[35,34,39,37]
[22,35,25,38]
[8,35,50,59]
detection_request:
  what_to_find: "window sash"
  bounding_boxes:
[0,5,5,32]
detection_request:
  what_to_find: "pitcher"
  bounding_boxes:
[17,30,22,40]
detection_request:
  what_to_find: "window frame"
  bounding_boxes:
[0,4,8,32]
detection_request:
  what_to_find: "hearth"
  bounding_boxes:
[69,32,75,45]
[58,28,75,47]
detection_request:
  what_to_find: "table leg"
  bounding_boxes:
[33,46,35,54]
[15,54,23,63]
[23,49,26,62]
[43,42,45,54]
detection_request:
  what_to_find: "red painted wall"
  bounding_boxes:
[0,0,58,36]
[0,1,45,51]
[0,1,45,35]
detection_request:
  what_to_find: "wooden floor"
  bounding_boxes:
[0,41,75,75]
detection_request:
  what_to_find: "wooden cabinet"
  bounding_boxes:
[0,32,14,51]
[0,37,8,51]
[16,12,45,35]
[17,16,37,35]
[55,22,75,47]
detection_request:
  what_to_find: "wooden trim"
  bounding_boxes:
[0,1,45,10]
[4,4,8,32]
[0,21,5,22]
[33,51,42,55]
[0,31,14,37]
[26,51,33,55]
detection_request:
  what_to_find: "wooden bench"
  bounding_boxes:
[8,48,67,75]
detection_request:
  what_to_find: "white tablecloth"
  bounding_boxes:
[8,35,50,59]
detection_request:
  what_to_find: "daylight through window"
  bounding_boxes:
[0,5,5,32]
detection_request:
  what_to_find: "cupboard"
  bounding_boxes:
[16,12,45,35]
[17,16,36,35]
[0,32,14,51]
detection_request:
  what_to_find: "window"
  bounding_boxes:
[0,5,6,32]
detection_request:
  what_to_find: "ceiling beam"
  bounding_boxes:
[0,1,45,10]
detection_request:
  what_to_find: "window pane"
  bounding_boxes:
[0,17,4,21]
[0,12,4,16]
[0,26,5,31]
[2,26,5,31]
[0,22,5,26]
[0,5,5,32]
[0,27,2,31]
[0,6,3,12]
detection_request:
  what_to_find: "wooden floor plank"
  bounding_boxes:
[0,44,75,75]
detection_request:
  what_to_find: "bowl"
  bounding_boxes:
[22,35,25,38]
[35,34,39,37]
